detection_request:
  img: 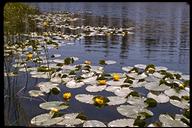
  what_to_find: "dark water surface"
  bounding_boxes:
[4,2,189,126]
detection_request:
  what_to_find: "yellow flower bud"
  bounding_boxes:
[95,97,104,105]
[84,60,92,65]
[26,53,33,60]
[43,21,49,27]
[63,92,72,101]
[179,83,185,89]
[50,107,59,113]
[98,80,106,85]
[113,73,120,81]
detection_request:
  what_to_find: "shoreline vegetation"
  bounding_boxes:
[4,3,40,43]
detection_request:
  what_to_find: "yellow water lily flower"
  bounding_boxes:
[26,53,33,60]
[43,32,49,36]
[84,60,92,65]
[179,83,185,89]
[63,92,72,101]
[43,21,49,27]
[95,97,104,105]
[113,73,120,81]
[147,67,155,73]
[50,107,59,113]
[98,80,107,85]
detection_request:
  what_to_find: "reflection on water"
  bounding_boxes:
[30,2,189,73]
[4,2,189,126]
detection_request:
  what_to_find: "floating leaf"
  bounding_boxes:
[39,101,69,110]
[82,76,97,85]
[75,94,94,104]
[107,78,126,86]
[169,99,189,109]
[57,113,84,126]
[134,64,146,69]
[107,96,127,105]
[114,87,133,97]
[50,87,61,95]
[117,104,153,119]
[122,66,133,72]
[83,120,107,127]
[144,98,157,107]
[66,80,84,88]
[37,82,59,93]
[29,90,44,97]
[127,96,148,107]
[164,88,189,98]
[143,82,170,91]
[31,113,63,126]
[105,86,121,92]
[86,85,106,92]
[108,119,135,127]
[147,92,169,103]
[159,114,188,127]
[105,60,116,65]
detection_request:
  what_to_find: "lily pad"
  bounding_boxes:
[108,118,135,127]
[105,60,116,65]
[57,113,85,126]
[105,86,121,92]
[134,64,146,69]
[147,92,169,103]
[83,120,107,127]
[39,101,69,110]
[143,82,170,91]
[50,77,62,83]
[114,87,133,97]
[75,94,94,104]
[66,80,84,88]
[29,90,44,97]
[82,76,97,85]
[127,96,148,107]
[122,66,133,72]
[37,82,59,93]
[86,85,106,92]
[164,88,189,98]
[107,78,126,86]
[117,104,153,119]
[159,114,188,127]
[107,96,127,105]
[31,113,63,126]
[169,99,189,109]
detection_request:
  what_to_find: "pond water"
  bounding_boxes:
[4,2,189,126]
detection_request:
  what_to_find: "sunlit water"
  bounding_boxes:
[4,2,189,126]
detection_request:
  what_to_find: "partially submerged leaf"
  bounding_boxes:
[29,90,44,97]
[83,120,107,127]
[39,101,69,110]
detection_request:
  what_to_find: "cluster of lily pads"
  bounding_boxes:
[4,11,189,127]
[22,12,134,41]
[5,43,190,127]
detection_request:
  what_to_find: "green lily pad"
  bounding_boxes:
[159,114,188,127]
[56,113,85,126]
[31,113,63,126]
[107,96,127,105]
[147,92,169,103]
[75,94,94,104]
[39,101,69,110]
[86,85,107,92]
[66,80,84,88]
[117,104,153,119]
[144,98,157,107]
[108,118,135,127]
[83,120,107,127]
[29,90,44,97]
